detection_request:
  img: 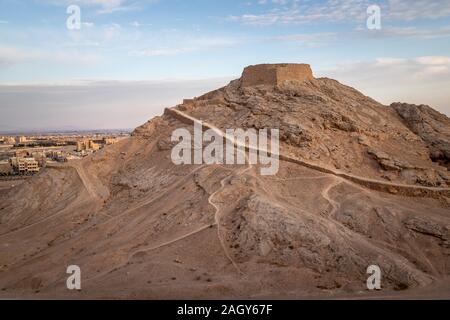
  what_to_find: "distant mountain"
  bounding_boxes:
[0,128,132,135]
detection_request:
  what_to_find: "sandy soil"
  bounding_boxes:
[0,67,449,299]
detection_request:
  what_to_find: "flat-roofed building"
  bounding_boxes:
[103,137,118,145]
[89,140,101,151]
[4,137,16,145]
[10,157,40,174]
[76,140,91,152]
[15,150,29,158]
[77,139,101,152]
[31,151,46,167]
[48,151,67,162]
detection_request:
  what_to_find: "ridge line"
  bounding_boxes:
[165,107,450,199]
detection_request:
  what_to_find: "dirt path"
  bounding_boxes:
[97,165,207,222]
[68,161,109,203]
[167,108,450,199]
[0,164,100,238]
[0,161,112,238]
[131,224,215,257]
[84,161,252,284]
[0,194,93,239]
[321,177,344,216]
[85,224,215,283]
[208,162,252,275]
[167,107,435,278]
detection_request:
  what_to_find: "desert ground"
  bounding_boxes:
[0,64,449,299]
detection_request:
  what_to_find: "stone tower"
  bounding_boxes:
[241,63,314,87]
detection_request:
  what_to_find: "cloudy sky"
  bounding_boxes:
[1,0,450,132]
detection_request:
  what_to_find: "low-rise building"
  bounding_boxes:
[77,139,101,152]
[89,140,101,151]
[76,140,92,151]
[15,150,29,158]
[48,151,67,162]
[10,157,40,174]
[4,137,16,145]
[31,151,47,167]
[103,137,118,145]
[76,140,87,152]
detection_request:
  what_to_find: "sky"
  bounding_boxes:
[1,0,450,132]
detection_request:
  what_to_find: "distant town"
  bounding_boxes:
[0,130,130,178]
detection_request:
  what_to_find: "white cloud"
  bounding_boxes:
[132,47,195,57]
[102,23,122,40]
[374,57,407,66]
[319,55,450,114]
[129,21,152,27]
[131,36,240,57]
[228,0,371,26]
[0,46,33,66]
[228,0,450,26]
[415,56,450,65]
[387,0,450,21]
[0,45,100,68]
[268,32,337,46]
[326,55,450,80]
[362,25,450,39]
[39,0,158,14]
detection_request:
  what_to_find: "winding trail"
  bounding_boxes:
[208,160,253,275]
[263,175,331,182]
[92,165,207,223]
[0,163,103,239]
[164,108,440,285]
[7,106,446,288]
[86,162,251,283]
[69,162,105,202]
[321,177,344,216]
[45,165,209,241]
[131,224,215,256]
[85,223,215,283]
[0,195,92,239]
[47,161,109,203]
[166,107,450,199]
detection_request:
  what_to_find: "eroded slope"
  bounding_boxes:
[0,64,449,299]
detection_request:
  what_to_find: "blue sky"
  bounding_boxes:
[1,0,450,131]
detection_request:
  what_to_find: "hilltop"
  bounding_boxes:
[0,64,449,299]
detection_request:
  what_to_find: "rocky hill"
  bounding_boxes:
[0,64,449,299]
[391,102,450,169]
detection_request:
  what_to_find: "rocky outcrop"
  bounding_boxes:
[367,148,413,171]
[165,107,450,198]
[2,63,450,299]
[172,66,450,188]
[391,102,450,168]
[404,217,450,248]
[131,116,167,138]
